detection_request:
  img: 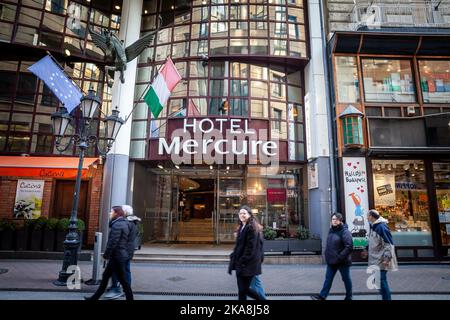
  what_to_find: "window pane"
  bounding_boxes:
[289,122,303,141]
[335,56,360,103]
[271,101,286,120]
[289,41,306,58]
[130,140,146,159]
[230,38,248,54]
[190,98,208,115]
[230,21,248,37]
[288,103,302,122]
[131,121,147,139]
[250,65,268,80]
[31,134,53,153]
[251,99,268,118]
[190,61,208,78]
[210,39,228,55]
[271,82,286,100]
[372,160,432,247]
[250,21,267,37]
[230,99,248,116]
[189,79,208,96]
[419,60,450,104]
[271,121,287,139]
[250,38,268,55]
[231,62,248,78]
[0,22,13,41]
[362,59,416,103]
[190,40,208,55]
[231,80,249,96]
[271,39,287,56]
[210,61,228,78]
[19,7,42,27]
[251,81,268,98]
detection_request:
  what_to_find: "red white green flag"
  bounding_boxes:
[144,57,181,119]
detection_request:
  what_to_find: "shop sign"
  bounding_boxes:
[342,157,369,240]
[158,118,279,166]
[13,180,45,219]
[267,188,286,203]
[374,173,396,206]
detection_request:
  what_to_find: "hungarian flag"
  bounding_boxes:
[144,57,181,119]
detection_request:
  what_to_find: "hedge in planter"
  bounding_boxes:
[0,219,15,250]
[263,226,289,254]
[43,218,58,251]
[30,217,47,251]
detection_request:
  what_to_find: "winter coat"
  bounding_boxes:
[368,217,398,271]
[103,217,130,261]
[228,223,263,277]
[324,224,353,266]
[126,216,139,259]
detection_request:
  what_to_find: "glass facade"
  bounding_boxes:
[0,0,119,156]
[419,60,450,104]
[131,0,307,160]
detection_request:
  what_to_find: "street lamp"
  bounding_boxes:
[51,88,124,286]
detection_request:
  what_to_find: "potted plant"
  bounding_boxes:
[288,226,322,254]
[0,219,15,250]
[30,217,47,251]
[263,226,289,254]
[43,218,58,251]
[55,218,70,252]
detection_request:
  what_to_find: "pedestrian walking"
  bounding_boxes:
[311,213,353,300]
[103,205,140,300]
[363,209,398,300]
[228,205,265,301]
[249,220,267,300]
[84,206,133,301]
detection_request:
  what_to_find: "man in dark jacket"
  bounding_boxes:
[84,206,133,300]
[311,213,353,300]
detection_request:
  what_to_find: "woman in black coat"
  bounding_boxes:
[228,205,264,300]
[84,206,134,300]
[311,213,353,300]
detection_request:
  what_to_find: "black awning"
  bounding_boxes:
[331,31,450,56]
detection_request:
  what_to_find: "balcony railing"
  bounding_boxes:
[352,1,450,30]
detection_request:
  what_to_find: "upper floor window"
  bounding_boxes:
[419,60,450,104]
[362,58,416,103]
[335,56,360,103]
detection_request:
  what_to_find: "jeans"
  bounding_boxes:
[250,275,267,300]
[90,258,133,300]
[236,276,264,301]
[380,270,391,300]
[110,259,131,289]
[319,264,353,299]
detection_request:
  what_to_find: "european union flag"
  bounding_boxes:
[28,55,83,113]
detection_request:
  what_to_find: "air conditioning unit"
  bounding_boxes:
[406,106,416,116]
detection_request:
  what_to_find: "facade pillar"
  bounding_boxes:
[305,0,336,250]
[100,0,143,248]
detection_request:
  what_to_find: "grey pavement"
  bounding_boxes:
[0,259,450,299]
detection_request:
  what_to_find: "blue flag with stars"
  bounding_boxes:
[28,55,83,113]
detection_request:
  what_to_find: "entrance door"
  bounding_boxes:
[53,180,88,243]
[177,177,215,242]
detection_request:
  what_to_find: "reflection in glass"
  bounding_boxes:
[335,56,360,103]
[419,60,450,104]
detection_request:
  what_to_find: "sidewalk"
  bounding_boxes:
[1,259,450,299]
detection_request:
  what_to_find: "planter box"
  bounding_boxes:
[15,229,28,251]
[30,230,43,251]
[288,239,322,254]
[42,230,56,251]
[0,230,14,250]
[263,239,289,254]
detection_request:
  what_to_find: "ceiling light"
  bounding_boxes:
[202,0,207,4]
[175,165,180,169]
[115,5,120,10]
[171,5,175,9]
[226,166,230,170]
[144,10,148,14]
[210,165,213,170]
[64,49,71,57]
[157,164,164,169]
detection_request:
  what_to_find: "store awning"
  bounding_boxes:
[0,157,99,178]
[330,31,450,56]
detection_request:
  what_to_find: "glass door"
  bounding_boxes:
[434,163,450,254]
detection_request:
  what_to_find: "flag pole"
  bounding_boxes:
[150,104,187,135]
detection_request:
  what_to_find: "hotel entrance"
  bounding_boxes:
[135,163,307,245]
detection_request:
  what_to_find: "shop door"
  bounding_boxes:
[53,180,88,242]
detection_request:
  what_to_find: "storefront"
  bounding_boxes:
[330,32,450,260]
[0,156,102,247]
[131,163,307,244]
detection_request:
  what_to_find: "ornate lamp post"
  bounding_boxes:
[52,88,124,286]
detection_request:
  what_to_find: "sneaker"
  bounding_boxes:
[310,294,325,301]
[344,296,353,300]
[103,288,124,300]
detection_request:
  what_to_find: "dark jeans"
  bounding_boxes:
[380,270,391,300]
[319,264,353,299]
[236,276,264,301]
[111,259,131,289]
[90,258,133,300]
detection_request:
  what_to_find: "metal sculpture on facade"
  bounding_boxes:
[88,26,157,86]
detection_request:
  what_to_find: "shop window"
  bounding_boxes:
[362,58,416,103]
[434,163,450,246]
[372,160,432,247]
[419,60,450,104]
[335,56,360,103]
[339,105,364,147]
